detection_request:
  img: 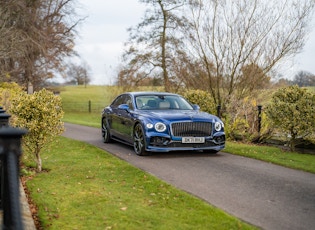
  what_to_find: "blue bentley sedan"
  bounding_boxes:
[101,92,225,156]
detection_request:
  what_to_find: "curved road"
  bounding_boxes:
[63,123,315,230]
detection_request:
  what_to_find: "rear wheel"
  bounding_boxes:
[102,119,111,143]
[133,124,148,156]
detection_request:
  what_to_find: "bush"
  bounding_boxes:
[265,85,315,151]
[224,96,272,142]
[183,90,273,142]
[0,82,24,110]
[9,88,64,171]
[183,89,217,114]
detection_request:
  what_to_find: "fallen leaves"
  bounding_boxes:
[120,207,128,211]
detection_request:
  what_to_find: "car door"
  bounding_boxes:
[109,95,125,138]
[110,94,134,142]
[117,95,135,143]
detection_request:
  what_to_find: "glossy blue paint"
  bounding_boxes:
[102,92,225,155]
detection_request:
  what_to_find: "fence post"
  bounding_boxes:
[0,127,27,230]
[0,107,11,127]
[257,105,262,133]
[0,107,11,210]
[217,105,221,118]
[88,100,91,113]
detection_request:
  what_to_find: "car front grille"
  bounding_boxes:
[171,122,212,137]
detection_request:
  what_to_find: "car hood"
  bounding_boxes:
[138,110,218,123]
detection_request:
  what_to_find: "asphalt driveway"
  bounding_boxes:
[63,123,315,230]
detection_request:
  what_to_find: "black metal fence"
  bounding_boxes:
[0,107,27,230]
[62,101,105,113]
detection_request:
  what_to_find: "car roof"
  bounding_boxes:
[125,92,179,97]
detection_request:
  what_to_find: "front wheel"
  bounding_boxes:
[133,124,148,156]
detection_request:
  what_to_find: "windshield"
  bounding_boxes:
[135,95,194,110]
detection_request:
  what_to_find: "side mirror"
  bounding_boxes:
[192,104,200,110]
[118,104,130,112]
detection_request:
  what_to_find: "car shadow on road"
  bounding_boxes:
[146,150,224,159]
[100,140,224,159]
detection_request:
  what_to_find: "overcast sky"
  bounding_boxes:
[73,0,315,85]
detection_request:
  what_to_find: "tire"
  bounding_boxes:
[102,119,111,143]
[133,123,148,156]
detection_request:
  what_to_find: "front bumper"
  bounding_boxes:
[145,132,225,152]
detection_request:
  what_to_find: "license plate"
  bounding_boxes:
[182,137,205,143]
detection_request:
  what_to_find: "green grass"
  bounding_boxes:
[60,85,115,127]
[63,112,101,127]
[26,137,255,229]
[59,85,164,109]
[306,86,315,92]
[59,85,117,105]
[224,142,315,174]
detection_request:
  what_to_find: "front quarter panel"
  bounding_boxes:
[102,106,114,134]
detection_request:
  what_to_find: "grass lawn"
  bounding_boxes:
[25,137,256,229]
[224,141,315,174]
[59,85,117,105]
[63,112,101,127]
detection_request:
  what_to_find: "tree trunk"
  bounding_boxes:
[36,152,42,172]
[159,1,170,92]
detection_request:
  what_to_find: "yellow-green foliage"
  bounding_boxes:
[266,85,315,150]
[9,89,64,171]
[225,96,273,142]
[183,89,216,114]
[229,117,250,139]
[182,90,273,142]
[0,82,24,109]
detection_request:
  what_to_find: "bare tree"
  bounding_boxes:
[122,0,186,92]
[184,0,315,106]
[0,0,83,89]
[0,1,30,78]
[66,61,91,87]
[293,70,315,86]
[236,64,271,99]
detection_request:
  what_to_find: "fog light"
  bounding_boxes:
[151,137,170,146]
[214,135,225,144]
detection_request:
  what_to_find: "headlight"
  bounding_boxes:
[146,123,154,129]
[214,122,222,131]
[155,122,167,132]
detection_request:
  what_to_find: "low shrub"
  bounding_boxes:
[9,88,64,171]
[183,89,217,114]
[265,85,315,151]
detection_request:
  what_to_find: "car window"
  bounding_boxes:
[135,95,193,110]
[111,94,134,110]
[125,95,134,110]
[111,95,125,107]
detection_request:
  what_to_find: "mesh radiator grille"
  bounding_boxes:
[171,122,212,137]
